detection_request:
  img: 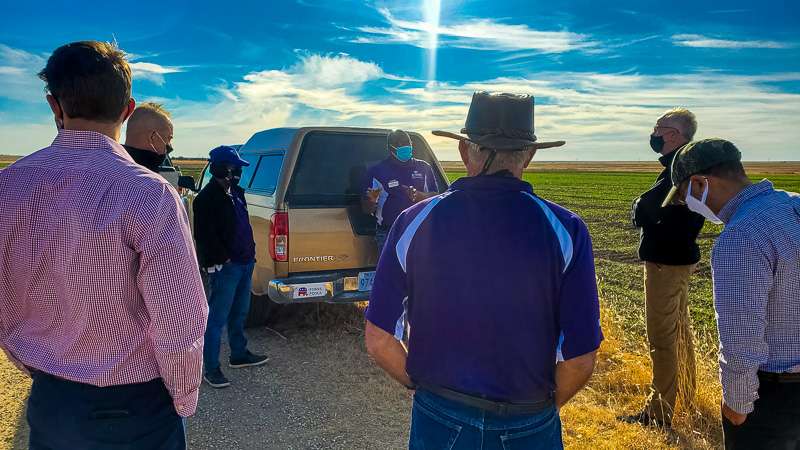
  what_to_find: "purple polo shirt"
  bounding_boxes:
[229,189,256,264]
[363,157,438,229]
[366,174,603,402]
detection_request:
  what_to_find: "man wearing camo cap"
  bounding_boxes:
[663,138,800,449]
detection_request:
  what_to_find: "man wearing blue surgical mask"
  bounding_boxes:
[663,139,800,449]
[362,130,439,250]
[626,108,705,428]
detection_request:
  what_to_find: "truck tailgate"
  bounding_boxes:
[287,207,377,273]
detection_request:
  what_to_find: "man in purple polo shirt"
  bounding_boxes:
[365,92,603,449]
[362,130,439,250]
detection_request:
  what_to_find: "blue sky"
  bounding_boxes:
[1,0,799,160]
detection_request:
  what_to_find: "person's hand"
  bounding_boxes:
[403,185,418,202]
[722,402,748,426]
[366,187,382,203]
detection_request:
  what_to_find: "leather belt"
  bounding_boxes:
[417,383,553,416]
[758,370,800,384]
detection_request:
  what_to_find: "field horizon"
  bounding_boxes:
[4,155,800,175]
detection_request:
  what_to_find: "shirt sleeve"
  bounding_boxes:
[137,185,209,417]
[712,229,772,415]
[558,220,603,360]
[192,191,228,267]
[365,214,409,340]
[632,175,669,227]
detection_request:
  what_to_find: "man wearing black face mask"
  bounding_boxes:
[123,102,174,172]
[193,145,267,389]
[625,108,705,428]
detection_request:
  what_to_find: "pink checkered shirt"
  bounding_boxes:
[0,130,208,417]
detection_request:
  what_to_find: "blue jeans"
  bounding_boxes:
[27,371,185,450]
[203,261,255,372]
[410,390,563,450]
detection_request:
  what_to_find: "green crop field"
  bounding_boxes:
[446,170,800,352]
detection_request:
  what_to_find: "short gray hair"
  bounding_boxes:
[659,108,697,140]
[467,142,533,172]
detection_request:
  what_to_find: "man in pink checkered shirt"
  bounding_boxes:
[0,41,208,450]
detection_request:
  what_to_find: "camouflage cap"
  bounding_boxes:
[661,138,742,207]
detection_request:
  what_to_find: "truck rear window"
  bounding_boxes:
[287,132,445,207]
[248,154,283,194]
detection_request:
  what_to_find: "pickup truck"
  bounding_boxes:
[188,127,449,323]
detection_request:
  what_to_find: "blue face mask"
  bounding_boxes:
[393,145,413,162]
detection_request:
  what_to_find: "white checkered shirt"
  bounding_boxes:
[712,180,800,414]
[0,130,208,416]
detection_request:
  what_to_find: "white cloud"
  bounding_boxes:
[129,62,184,86]
[170,53,414,151]
[672,34,793,49]
[290,52,383,88]
[170,55,800,162]
[3,50,799,162]
[394,72,800,160]
[0,44,46,103]
[349,8,596,53]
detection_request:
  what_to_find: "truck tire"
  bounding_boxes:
[245,293,278,328]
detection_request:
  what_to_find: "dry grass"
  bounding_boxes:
[0,356,29,450]
[561,304,722,450]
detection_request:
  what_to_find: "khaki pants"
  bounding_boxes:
[643,262,697,422]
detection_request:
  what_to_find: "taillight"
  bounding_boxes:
[269,212,289,262]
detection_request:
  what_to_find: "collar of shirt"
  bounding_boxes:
[718,179,774,224]
[51,129,133,162]
[658,149,678,168]
[386,155,413,167]
[450,174,533,193]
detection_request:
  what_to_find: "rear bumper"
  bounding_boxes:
[267,270,374,304]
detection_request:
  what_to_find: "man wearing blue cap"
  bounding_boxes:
[365,92,602,449]
[193,145,268,388]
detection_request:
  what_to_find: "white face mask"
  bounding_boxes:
[685,179,723,225]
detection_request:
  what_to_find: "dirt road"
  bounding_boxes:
[187,305,411,450]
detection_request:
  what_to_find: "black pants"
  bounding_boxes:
[27,371,186,450]
[723,378,800,449]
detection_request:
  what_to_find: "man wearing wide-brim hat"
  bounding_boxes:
[364,92,603,449]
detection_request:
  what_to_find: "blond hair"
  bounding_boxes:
[134,102,171,119]
[659,108,697,140]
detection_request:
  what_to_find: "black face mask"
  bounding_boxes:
[210,164,242,186]
[124,145,166,172]
[650,135,665,153]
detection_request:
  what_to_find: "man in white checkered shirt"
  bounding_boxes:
[662,138,800,449]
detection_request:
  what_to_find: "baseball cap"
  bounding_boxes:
[661,138,742,207]
[209,145,250,167]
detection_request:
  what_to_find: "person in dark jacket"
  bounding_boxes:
[193,145,267,388]
[625,108,705,427]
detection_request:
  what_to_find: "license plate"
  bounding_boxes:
[293,283,328,299]
[358,271,376,292]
